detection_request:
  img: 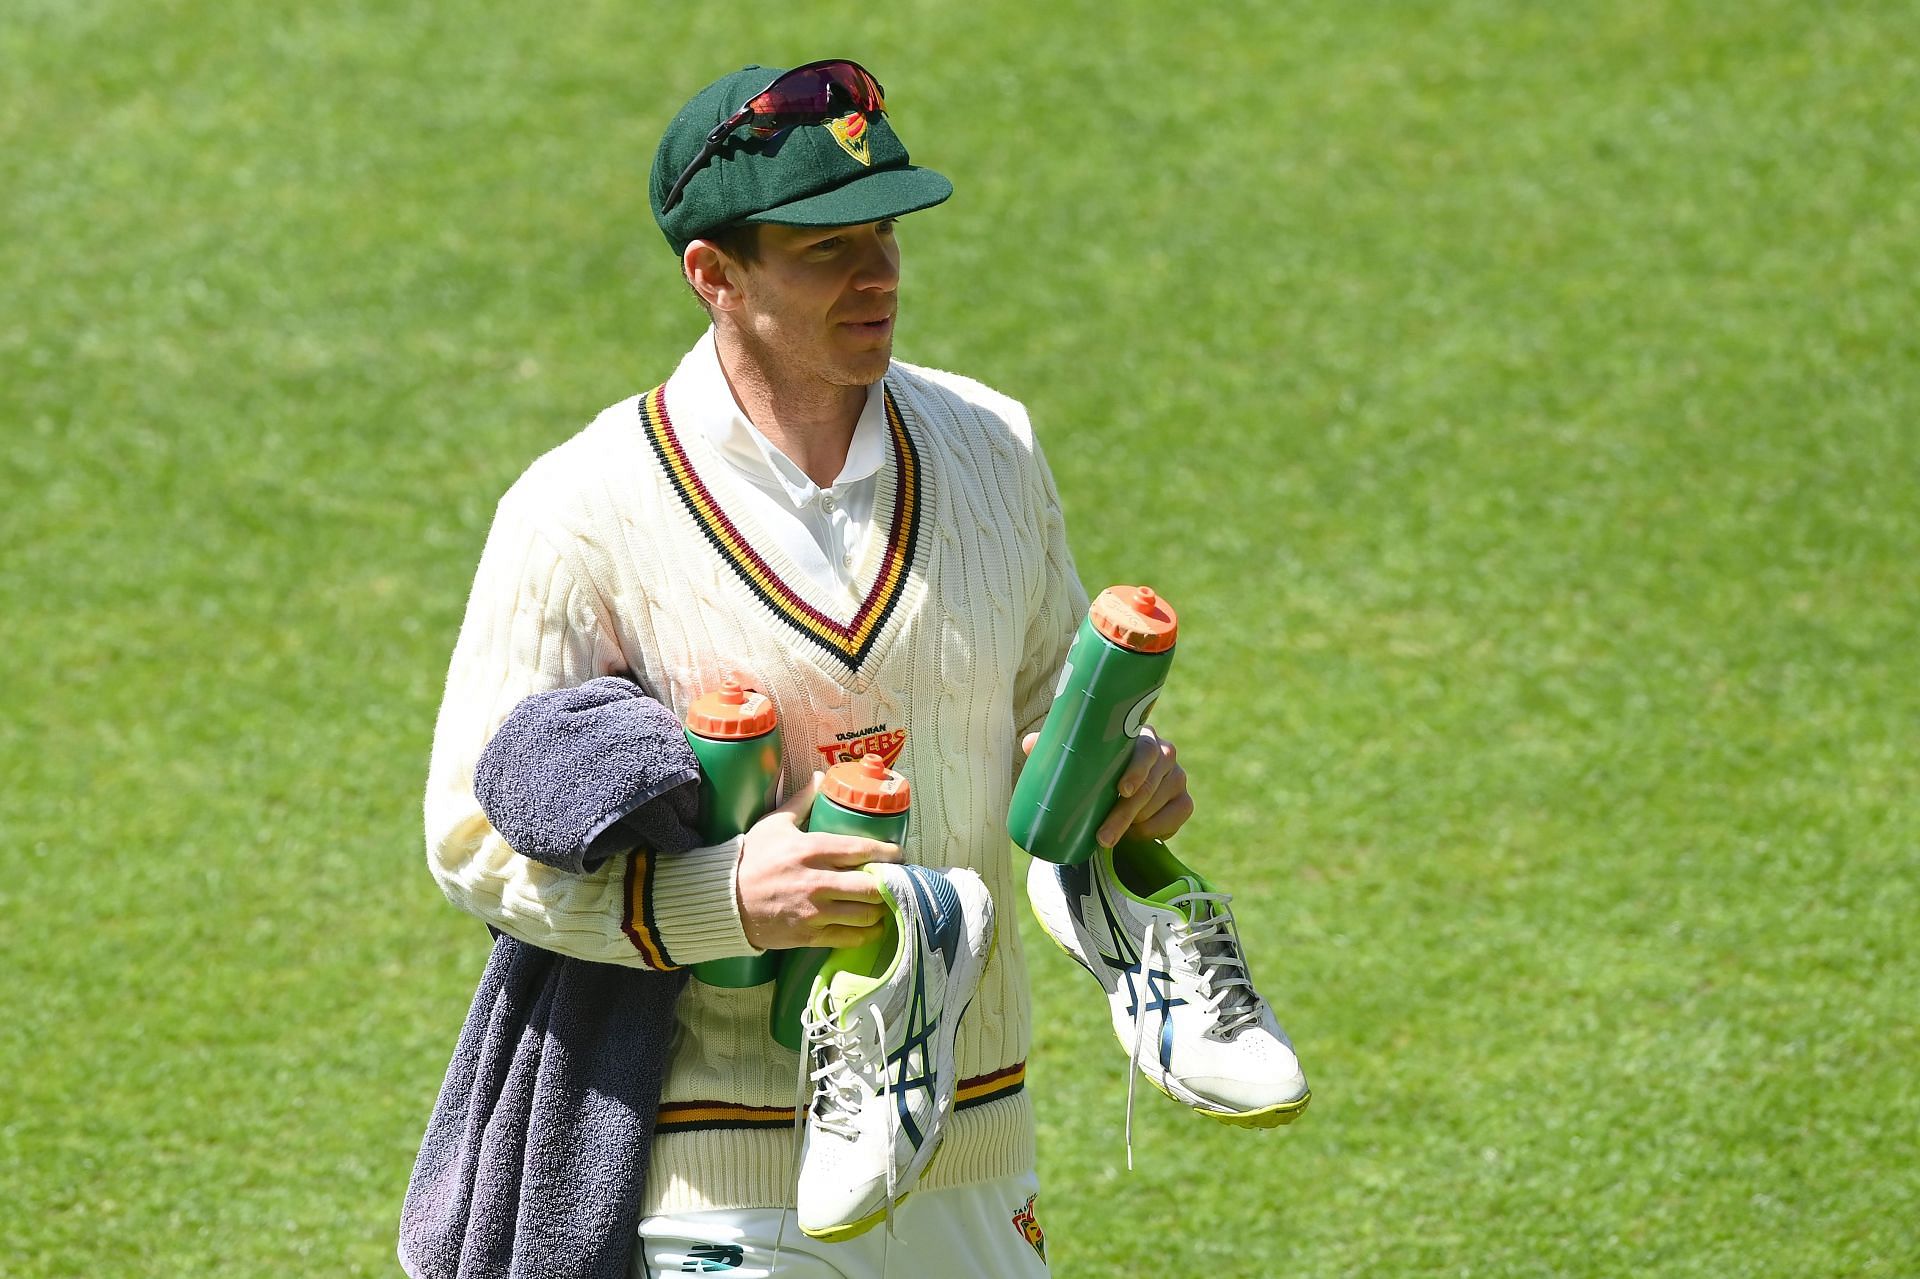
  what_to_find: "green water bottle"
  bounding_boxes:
[768,754,911,1051]
[1008,584,1178,866]
[684,677,784,988]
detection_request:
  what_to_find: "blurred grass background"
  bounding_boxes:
[3,1,1915,1274]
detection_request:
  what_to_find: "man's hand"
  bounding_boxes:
[736,773,903,951]
[1021,725,1194,848]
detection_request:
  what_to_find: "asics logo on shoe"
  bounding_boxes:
[1060,857,1189,1069]
[681,1242,744,1271]
[886,948,939,1146]
[879,867,971,1147]
[1138,964,1186,1070]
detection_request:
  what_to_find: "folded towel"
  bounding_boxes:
[473,675,702,872]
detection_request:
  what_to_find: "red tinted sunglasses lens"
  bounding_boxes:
[662,61,887,213]
[743,61,885,135]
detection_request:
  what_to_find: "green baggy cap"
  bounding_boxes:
[650,63,953,254]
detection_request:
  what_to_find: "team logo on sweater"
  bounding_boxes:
[1012,1193,1047,1262]
[827,110,872,164]
[817,724,906,769]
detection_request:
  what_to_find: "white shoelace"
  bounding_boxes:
[782,1008,890,1272]
[1162,888,1262,1036]
[803,1005,888,1141]
[1123,888,1263,1168]
[786,944,918,1263]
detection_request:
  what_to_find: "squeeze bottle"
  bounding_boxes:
[768,754,911,1051]
[1007,584,1177,866]
[683,678,783,988]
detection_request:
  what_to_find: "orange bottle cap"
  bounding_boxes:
[1090,584,1178,654]
[685,677,778,739]
[821,753,911,814]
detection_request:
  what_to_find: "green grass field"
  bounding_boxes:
[4,2,1916,1274]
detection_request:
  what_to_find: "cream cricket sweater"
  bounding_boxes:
[423,356,1088,1214]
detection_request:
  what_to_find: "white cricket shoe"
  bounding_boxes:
[795,863,995,1242]
[1027,837,1309,1147]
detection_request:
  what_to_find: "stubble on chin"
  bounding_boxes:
[833,344,892,388]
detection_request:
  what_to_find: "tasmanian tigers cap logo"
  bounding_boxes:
[828,111,873,164]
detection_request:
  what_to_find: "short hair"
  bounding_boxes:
[704,222,763,267]
[686,222,763,313]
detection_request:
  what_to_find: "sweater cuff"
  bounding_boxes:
[650,838,761,967]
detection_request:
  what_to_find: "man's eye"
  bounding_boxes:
[812,236,843,252]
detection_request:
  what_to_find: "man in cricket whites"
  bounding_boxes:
[408,60,1302,1278]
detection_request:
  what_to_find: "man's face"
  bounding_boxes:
[725,219,901,390]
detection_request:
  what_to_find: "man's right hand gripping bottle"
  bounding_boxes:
[769,754,914,1052]
[1014,585,1312,1149]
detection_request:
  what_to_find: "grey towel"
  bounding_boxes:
[401,676,704,1279]
[473,675,702,874]
[399,938,690,1279]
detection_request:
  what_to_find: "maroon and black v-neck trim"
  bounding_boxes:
[637,383,922,672]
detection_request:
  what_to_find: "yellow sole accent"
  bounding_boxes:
[801,1190,911,1244]
[1198,1088,1312,1129]
[1138,1056,1313,1128]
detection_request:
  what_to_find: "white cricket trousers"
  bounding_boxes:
[634,1172,1050,1278]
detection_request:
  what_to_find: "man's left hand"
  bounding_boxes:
[1020,725,1193,848]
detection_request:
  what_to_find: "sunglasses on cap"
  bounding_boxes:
[662,59,888,215]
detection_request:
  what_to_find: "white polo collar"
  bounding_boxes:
[666,328,888,508]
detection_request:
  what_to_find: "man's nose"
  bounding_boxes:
[852,235,900,290]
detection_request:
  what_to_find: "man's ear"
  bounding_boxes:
[684,240,744,312]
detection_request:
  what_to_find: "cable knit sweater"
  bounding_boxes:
[424,357,1088,1215]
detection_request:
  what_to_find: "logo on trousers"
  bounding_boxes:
[682,1242,744,1272]
[1012,1193,1047,1262]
